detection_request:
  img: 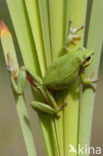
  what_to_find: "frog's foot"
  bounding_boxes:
[58,102,67,111]
[54,103,67,119]
[85,72,98,84]
[69,20,84,34]
[86,72,98,82]
[87,72,94,80]
[80,72,98,92]
[69,20,84,45]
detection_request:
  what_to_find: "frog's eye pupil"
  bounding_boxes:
[87,56,91,61]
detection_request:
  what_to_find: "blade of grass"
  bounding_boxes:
[64,1,87,156]
[6,1,57,155]
[24,1,62,155]
[79,1,103,155]
[24,0,47,77]
[38,0,52,67]
[37,1,61,155]
[38,1,64,155]
[48,1,67,155]
[39,115,59,156]
[0,21,36,156]
[6,0,40,76]
[49,0,66,60]
[22,1,59,155]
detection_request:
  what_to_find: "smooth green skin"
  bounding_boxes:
[10,50,95,116]
[8,59,59,116]
[31,101,58,116]
[9,23,96,116]
[17,47,95,117]
[44,47,94,90]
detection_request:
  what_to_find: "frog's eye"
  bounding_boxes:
[86,56,91,61]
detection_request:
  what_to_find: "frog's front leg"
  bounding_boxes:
[21,66,43,85]
[21,66,51,105]
[31,101,60,118]
[21,66,67,114]
[80,72,98,91]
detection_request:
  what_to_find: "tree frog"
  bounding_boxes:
[7,21,97,117]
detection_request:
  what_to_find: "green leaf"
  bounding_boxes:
[64,0,87,156]
[49,0,66,60]
[6,1,57,155]
[38,0,52,67]
[0,21,37,156]
[24,0,47,77]
[6,0,41,75]
[48,1,67,155]
[79,0,103,154]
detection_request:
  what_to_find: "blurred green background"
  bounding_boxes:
[0,1,103,156]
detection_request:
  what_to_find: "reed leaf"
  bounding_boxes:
[6,1,58,155]
[4,1,103,156]
[24,0,47,77]
[48,1,67,155]
[64,1,87,156]
[79,1,103,155]
[38,0,52,67]
[0,21,36,156]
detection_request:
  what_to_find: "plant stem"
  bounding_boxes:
[64,1,87,156]
[6,1,59,155]
[0,22,36,156]
[38,0,52,67]
[48,1,66,155]
[6,0,41,76]
[24,0,47,77]
[79,1,103,155]
[24,1,60,155]
[49,0,66,60]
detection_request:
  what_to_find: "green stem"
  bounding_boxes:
[0,23,36,156]
[6,0,41,75]
[49,0,66,60]
[38,0,52,67]
[24,0,47,77]
[15,95,36,156]
[6,1,59,155]
[54,92,65,156]
[79,1,103,155]
[39,115,57,156]
[48,1,66,155]
[64,1,87,156]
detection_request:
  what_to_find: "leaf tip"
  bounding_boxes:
[0,20,11,38]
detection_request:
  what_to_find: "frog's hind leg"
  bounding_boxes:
[64,20,84,48]
[31,101,60,118]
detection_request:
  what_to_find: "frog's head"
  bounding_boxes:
[82,50,94,68]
